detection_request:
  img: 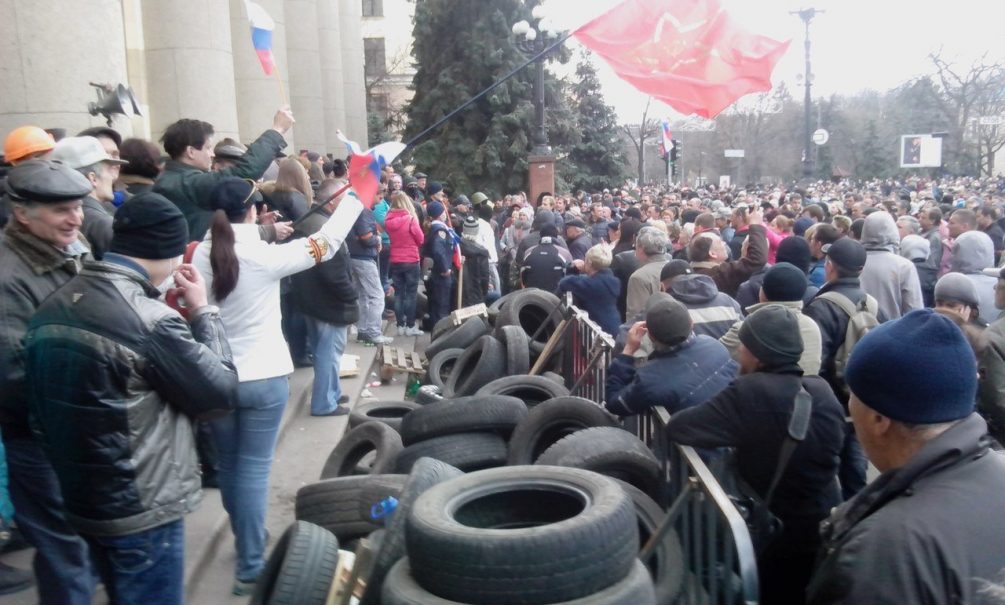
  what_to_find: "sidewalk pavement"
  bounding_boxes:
[2,326,425,605]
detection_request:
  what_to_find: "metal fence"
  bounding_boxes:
[560,299,759,605]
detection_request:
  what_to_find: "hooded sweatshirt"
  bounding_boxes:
[384,208,424,264]
[860,212,923,321]
[667,273,743,339]
[951,230,997,323]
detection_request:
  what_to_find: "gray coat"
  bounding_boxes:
[0,221,88,440]
[808,414,1005,604]
[860,212,923,321]
[951,231,998,324]
[81,195,113,260]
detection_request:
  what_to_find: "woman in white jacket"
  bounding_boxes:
[192,177,361,595]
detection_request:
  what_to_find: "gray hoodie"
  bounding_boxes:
[860,212,924,321]
[951,230,997,323]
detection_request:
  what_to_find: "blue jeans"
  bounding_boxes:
[211,376,289,581]
[306,317,349,414]
[4,437,96,605]
[378,245,392,293]
[85,519,184,605]
[350,257,385,340]
[390,262,420,327]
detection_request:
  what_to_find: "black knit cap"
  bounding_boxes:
[110,193,189,260]
[775,236,812,273]
[762,262,808,302]
[210,177,262,221]
[739,304,803,367]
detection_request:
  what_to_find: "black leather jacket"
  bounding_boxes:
[24,259,238,537]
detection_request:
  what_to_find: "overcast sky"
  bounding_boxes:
[542,0,1005,123]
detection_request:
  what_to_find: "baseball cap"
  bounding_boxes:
[822,237,867,272]
[50,136,128,170]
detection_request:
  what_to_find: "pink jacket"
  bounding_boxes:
[385,208,424,264]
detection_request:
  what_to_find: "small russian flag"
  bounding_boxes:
[347,141,407,208]
[244,1,276,76]
[660,119,673,158]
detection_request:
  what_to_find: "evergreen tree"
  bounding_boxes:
[367,112,389,147]
[403,0,577,197]
[564,54,627,192]
[857,119,887,179]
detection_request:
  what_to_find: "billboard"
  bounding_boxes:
[900,134,943,168]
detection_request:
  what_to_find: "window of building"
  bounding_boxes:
[364,38,386,78]
[362,0,383,17]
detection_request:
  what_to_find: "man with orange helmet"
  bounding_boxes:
[1,126,56,228]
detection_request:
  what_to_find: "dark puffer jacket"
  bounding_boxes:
[24,260,238,537]
[666,273,743,339]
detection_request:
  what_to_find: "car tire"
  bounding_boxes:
[443,335,506,397]
[424,316,489,359]
[400,395,527,445]
[498,325,531,375]
[425,348,464,391]
[319,422,403,479]
[394,432,508,474]
[414,384,443,405]
[295,475,405,542]
[507,396,619,465]
[249,521,340,605]
[405,466,638,605]
[348,400,421,433]
[496,288,563,352]
[615,481,685,605]
[475,374,571,407]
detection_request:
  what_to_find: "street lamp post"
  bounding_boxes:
[792,8,822,180]
[512,7,562,203]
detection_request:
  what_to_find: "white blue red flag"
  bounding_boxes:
[660,119,673,158]
[347,141,407,208]
[244,1,276,75]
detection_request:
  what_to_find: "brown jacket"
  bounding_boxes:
[692,223,767,298]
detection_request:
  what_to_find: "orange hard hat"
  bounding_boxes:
[4,126,56,163]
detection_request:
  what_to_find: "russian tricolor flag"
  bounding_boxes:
[244,1,276,75]
[347,141,407,208]
[660,119,673,158]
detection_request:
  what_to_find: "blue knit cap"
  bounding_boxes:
[427,200,445,219]
[845,309,976,423]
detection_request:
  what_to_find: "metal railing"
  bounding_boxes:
[640,409,759,605]
[558,299,759,604]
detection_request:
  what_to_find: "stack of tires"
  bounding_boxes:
[423,289,566,400]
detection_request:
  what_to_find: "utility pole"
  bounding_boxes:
[792,8,823,180]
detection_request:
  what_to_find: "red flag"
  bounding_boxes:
[574,0,790,119]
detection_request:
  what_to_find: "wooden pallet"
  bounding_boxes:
[379,345,426,382]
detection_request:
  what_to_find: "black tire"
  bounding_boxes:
[426,348,464,390]
[542,371,565,386]
[443,335,506,397]
[349,400,421,432]
[358,475,409,521]
[295,475,405,542]
[425,316,489,359]
[431,316,457,341]
[405,466,638,605]
[358,458,464,605]
[486,291,517,327]
[476,374,571,407]
[250,521,339,605]
[507,396,619,465]
[414,385,443,405]
[383,557,655,605]
[400,395,527,445]
[394,432,508,473]
[496,288,562,349]
[498,325,531,375]
[319,422,403,479]
[615,481,685,605]
[536,427,662,500]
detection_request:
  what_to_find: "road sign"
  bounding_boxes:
[813,128,830,145]
[724,149,745,158]
[978,116,1004,126]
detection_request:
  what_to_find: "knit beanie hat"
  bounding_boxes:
[427,200,445,219]
[426,181,443,195]
[762,262,808,302]
[645,293,692,347]
[845,309,976,423]
[739,304,803,367]
[533,209,556,230]
[934,272,980,307]
[110,193,189,260]
[776,236,812,273]
[463,215,480,237]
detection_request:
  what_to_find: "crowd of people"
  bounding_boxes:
[1,104,1004,604]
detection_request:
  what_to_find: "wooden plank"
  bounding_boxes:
[449,303,488,325]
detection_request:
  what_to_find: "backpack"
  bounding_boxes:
[817,291,879,387]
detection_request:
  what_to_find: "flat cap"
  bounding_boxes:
[4,159,93,203]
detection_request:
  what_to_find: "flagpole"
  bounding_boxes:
[402,31,572,150]
[272,64,288,107]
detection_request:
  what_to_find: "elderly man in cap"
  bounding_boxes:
[606,293,736,417]
[564,218,592,261]
[212,138,248,172]
[667,305,844,604]
[153,106,294,241]
[0,160,97,604]
[50,136,128,260]
[24,192,238,605]
[807,310,1005,604]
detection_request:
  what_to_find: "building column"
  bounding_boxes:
[317,0,347,151]
[229,0,292,150]
[284,0,326,154]
[143,0,240,142]
[0,0,131,138]
[339,0,369,147]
